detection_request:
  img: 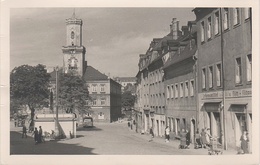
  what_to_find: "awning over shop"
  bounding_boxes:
[230,103,248,112]
[203,101,222,112]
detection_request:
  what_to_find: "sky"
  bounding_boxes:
[10,8,196,77]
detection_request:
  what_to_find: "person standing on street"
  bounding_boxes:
[186,129,191,148]
[240,131,249,154]
[149,127,154,142]
[165,126,170,142]
[38,126,43,143]
[32,127,39,145]
[22,124,27,138]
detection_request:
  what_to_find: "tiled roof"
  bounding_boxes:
[163,40,197,69]
[83,66,108,81]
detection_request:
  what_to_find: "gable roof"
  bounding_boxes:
[83,65,108,81]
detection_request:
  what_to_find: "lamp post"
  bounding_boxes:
[54,66,59,138]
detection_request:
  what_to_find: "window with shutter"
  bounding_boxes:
[247,54,252,82]
[235,57,242,84]
[207,17,212,39]
[201,21,205,42]
[224,8,229,30]
[215,11,220,35]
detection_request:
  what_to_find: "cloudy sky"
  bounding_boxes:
[10,8,195,77]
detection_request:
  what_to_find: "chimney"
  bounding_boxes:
[170,18,180,40]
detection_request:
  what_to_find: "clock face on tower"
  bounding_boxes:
[68,56,78,70]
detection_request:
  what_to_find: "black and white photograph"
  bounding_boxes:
[1,0,259,165]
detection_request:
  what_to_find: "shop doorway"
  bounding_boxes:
[212,112,221,143]
[235,113,246,147]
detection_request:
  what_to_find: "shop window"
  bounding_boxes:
[202,68,206,89]
[175,84,178,98]
[216,64,222,87]
[223,8,229,30]
[246,54,252,82]
[201,21,205,42]
[208,66,213,88]
[207,17,212,39]
[235,57,242,84]
[190,80,194,96]
[214,11,220,35]
[233,8,240,26]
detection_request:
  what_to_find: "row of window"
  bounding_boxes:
[201,8,251,43]
[166,79,195,99]
[90,84,106,93]
[201,54,251,89]
[148,69,163,84]
[92,98,106,105]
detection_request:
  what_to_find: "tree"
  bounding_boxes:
[123,83,136,94]
[121,91,136,111]
[58,72,91,119]
[10,64,51,121]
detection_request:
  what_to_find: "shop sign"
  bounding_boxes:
[202,91,222,99]
[225,88,252,98]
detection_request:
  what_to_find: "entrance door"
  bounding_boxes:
[156,120,159,136]
[191,119,196,143]
[213,112,221,143]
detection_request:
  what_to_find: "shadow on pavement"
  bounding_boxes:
[10,131,96,155]
[76,126,102,132]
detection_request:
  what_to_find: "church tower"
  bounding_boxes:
[62,12,86,76]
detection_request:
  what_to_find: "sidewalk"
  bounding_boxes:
[122,122,237,155]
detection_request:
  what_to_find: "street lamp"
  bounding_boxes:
[54,66,60,138]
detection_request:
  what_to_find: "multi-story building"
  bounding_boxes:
[53,12,122,123]
[193,8,252,150]
[135,18,184,137]
[83,66,121,123]
[162,20,198,143]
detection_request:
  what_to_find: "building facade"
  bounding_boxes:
[193,8,252,150]
[83,67,121,123]
[163,20,198,143]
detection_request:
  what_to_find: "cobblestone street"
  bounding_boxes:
[10,121,237,155]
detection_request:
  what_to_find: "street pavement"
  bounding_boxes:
[10,121,238,155]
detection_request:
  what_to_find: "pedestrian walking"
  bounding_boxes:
[14,120,17,127]
[194,129,202,149]
[32,127,39,145]
[240,131,249,154]
[186,129,191,148]
[38,126,43,143]
[22,125,27,138]
[200,128,207,148]
[127,121,130,129]
[165,126,170,142]
[149,127,154,142]
[205,128,212,147]
[179,129,187,149]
